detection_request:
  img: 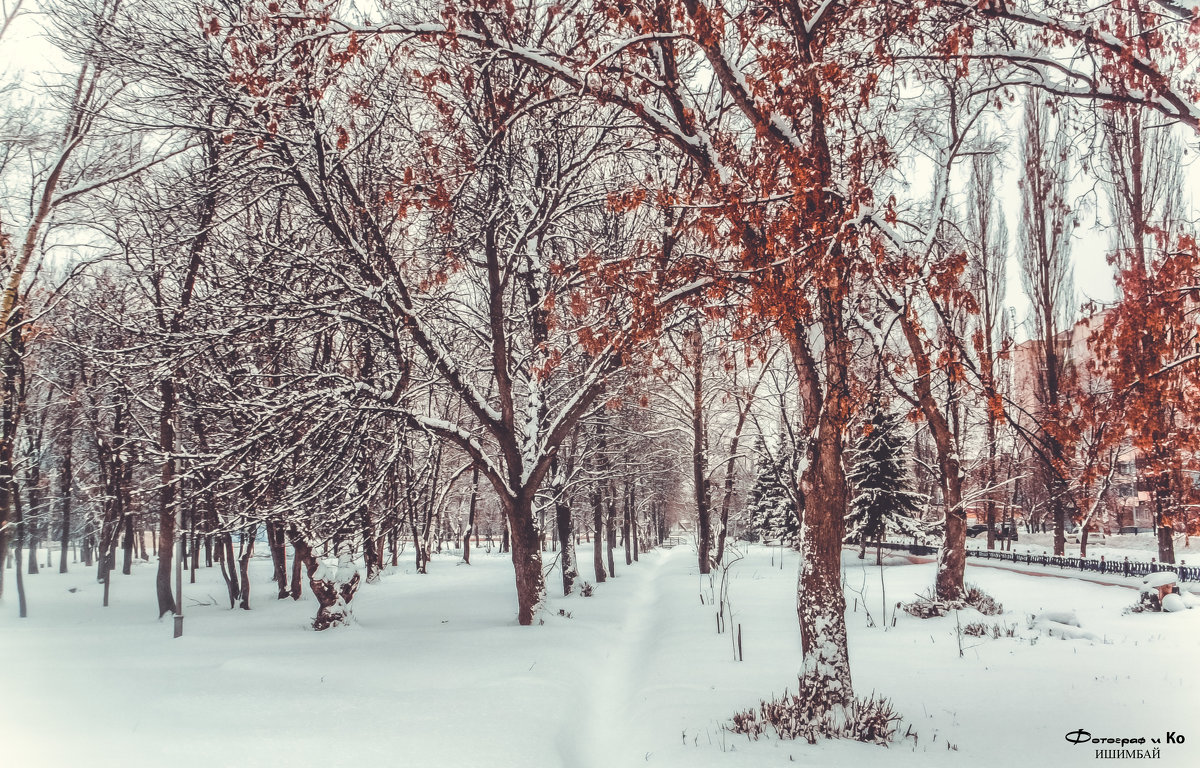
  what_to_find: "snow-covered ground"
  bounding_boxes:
[2,544,1198,767]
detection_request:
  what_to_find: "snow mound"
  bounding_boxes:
[1033,609,1080,627]
[1161,593,1187,613]
[1182,592,1200,609]
[1034,619,1101,642]
[1143,572,1178,588]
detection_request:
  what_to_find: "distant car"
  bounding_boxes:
[1066,522,1106,544]
[966,523,1017,540]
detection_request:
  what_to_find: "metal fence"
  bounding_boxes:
[867,540,1200,582]
[965,548,1200,582]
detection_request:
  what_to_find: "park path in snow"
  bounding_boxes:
[559,549,672,767]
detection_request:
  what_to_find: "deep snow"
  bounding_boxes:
[2,543,1198,767]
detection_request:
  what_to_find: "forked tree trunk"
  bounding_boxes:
[297,540,362,631]
[217,534,239,609]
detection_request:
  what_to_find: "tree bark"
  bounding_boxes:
[689,323,712,574]
[790,302,854,713]
[552,459,577,595]
[505,492,546,625]
[237,524,255,610]
[463,465,479,564]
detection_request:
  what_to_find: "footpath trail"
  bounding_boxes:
[559,549,674,768]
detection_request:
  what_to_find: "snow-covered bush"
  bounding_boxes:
[729,688,903,746]
[964,584,1003,616]
[902,584,1003,619]
[962,621,1018,638]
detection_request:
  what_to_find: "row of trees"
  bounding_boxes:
[4,0,1200,723]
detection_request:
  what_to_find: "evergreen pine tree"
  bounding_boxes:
[745,435,799,546]
[846,398,925,563]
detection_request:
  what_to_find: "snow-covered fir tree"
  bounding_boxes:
[745,435,799,546]
[846,398,926,562]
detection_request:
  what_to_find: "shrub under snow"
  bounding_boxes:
[730,688,903,746]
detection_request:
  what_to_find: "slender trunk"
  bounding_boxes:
[218,534,239,609]
[690,323,712,574]
[463,465,479,565]
[591,477,606,583]
[289,540,305,601]
[591,422,607,583]
[361,503,380,585]
[120,511,134,575]
[630,483,639,562]
[606,481,617,578]
[553,462,577,595]
[13,479,27,617]
[984,418,997,551]
[622,482,632,567]
[267,519,289,596]
[155,129,215,618]
[237,524,255,610]
[155,379,178,616]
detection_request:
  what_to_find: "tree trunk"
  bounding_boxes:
[591,477,606,583]
[289,539,305,600]
[362,505,380,585]
[156,379,178,617]
[505,493,546,625]
[267,519,289,596]
[795,412,853,712]
[554,474,577,595]
[463,465,479,565]
[237,525,255,610]
[121,508,134,576]
[622,483,632,566]
[787,294,855,715]
[935,470,968,603]
[606,483,617,578]
[217,534,239,609]
[690,323,712,574]
[630,483,639,563]
[13,479,28,617]
[297,539,362,630]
